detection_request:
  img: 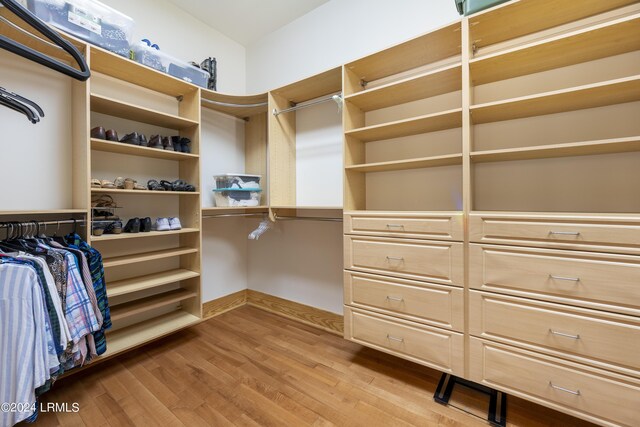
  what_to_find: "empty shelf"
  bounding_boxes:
[347,108,462,142]
[91,138,199,160]
[471,136,640,163]
[103,247,199,269]
[91,94,198,129]
[347,154,463,173]
[110,288,197,323]
[346,63,462,111]
[470,75,640,124]
[91,228,199,242]
[107,269,200,298]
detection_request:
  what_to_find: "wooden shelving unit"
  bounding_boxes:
[91,188,200,196]
[91,138,199,160]
[107,269,200,298]
[110,288,198,322]
[347,154,463,173]
[91,228,199,242]
[103,247,199,268]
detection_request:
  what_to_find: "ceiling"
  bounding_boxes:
[166,0,330,46]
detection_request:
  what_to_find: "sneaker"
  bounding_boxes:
[155,217,171,231]
[169,217,182,230]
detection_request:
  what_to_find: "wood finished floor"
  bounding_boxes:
[34,306,596,426]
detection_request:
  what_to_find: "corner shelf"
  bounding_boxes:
[345,63,462,111]
[470,75,640,124]
[91,228,199,242]
[103,247,199,269]
[471,136,640,163]
[91,188,200,196]
[347,154,463,173]
[471,14,640,85]
[109,288,197,322]
[346,108,462,142]
[107,269,200,298]
[91,138,199,160]
[91,93,198,129]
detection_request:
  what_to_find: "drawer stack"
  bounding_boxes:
[343,212,465,375]
[468,212,640,426]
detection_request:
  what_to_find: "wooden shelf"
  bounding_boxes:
[471,14,640,85]
[468,0,638,49]
[91,188,199,196]
[91,94,198,129]
[346,109,462,142]
[346,63,462,111]
[91,138,199,160]
[346,21,461,82]
[91,228,199,242]
[471,136,640,163]
[201,90,268,118]
[347,154,463,173]
[0,210,87,216]
[110,288,197,322]
[271,206,343,210]
[202,206,269,214]
[103,247,199,269]
[470,75,640,124]
[271,67,342,103]
[107,269,200,298]
[90,47,197,98]
[105,310,200,357]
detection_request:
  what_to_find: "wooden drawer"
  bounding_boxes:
[469,338,640,427]
[345,307,463,374]
[344,271,464,331]
[470,291,640,377]
[469,212,640,255]
[469,244,640,316]
[344,235,463,285]
[344,211,463,241]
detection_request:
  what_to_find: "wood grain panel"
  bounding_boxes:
[202,290,248,319]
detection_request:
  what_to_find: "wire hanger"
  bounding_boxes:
[0,0,90,81]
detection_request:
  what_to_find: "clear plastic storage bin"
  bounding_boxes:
[27,0,135,57]
[130,41,210,87]
[213,189,262,207]
[213,174,261,191]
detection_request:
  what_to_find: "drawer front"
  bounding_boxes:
[344,272,464,331]
[344,235,463,285]
[345,307,463,374]
[469,213,640,254]
[469,338,640,427]
[469,244,640,315]
[470,291,640,376]
[344,212,463,241]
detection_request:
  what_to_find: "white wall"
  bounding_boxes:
[103,0,246,93]
[246,0,460,92]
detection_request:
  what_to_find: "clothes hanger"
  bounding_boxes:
[0,92,38,123]
[0,0,90,81]
[0,86,44,117]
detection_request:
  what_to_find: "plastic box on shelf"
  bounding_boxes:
[213,174,261,190]
[213,189,262,207]
[130,41,210,88]
[27,0,134,57]
[455,0,509,15]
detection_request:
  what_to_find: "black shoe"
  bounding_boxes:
[180,137,191,153]
[124,217,141,233]
[120,132,140,145]
[139,134,148,146]
[140,217,152,232]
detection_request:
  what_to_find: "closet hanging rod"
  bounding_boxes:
[0,219,86,229]
[272,93,343,116]
[201,98,268,108]
[273,214,342,223]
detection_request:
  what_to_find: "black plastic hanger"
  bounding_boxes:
[0,86,44,117]
[0,0,90,81]
[0,92,38,123]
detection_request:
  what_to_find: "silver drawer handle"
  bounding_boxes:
[549,382,581,396]
[387,334,404,342]
[549,231,581,236]
[386,224,405,228]
[549,329,580,340]
[386,295,404,302]
[549,274,580,282]
[386,256,404,262]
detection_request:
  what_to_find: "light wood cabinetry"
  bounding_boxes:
[344,211,464,241]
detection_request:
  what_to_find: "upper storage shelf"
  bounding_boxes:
[200,90,268,118]
[271,67,342,104]
[471,13,640,85]
[468,0,638,50]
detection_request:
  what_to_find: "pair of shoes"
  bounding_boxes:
[170,136,191,153]
[149,135,177,151]
[147,179,196,192]
[91,126,119,141]
[103,220,123,234]
[124,217,152,233]
[120,132,148,146]
[155,217,181,231]
[124,178,147,190]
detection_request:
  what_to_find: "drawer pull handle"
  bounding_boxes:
[387,334,404,342]
[549,382,581,396]
[386,224,405,229]
[549,231,581,236]
[386,256,404,262]
[549,329,580,340]
[386,295,404,302]
[549,274,580,282]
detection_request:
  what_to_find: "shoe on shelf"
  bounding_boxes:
[139,134,148,147]
[91,126,106,140]
[104,220,123,234]
[180,137,191,153]
[169,217,182,230]
[106,129,119,141]
[91,178,101,188]
[114,176,126,189]
[147,179,165,191]
[140,217,152,232]
[124,178,136,190]
[162,136,174,151]
[124,218,141,233]
[171,136,181,151]
[149,135,163,149]
[155,217,171,231]
[120,132,140,145]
